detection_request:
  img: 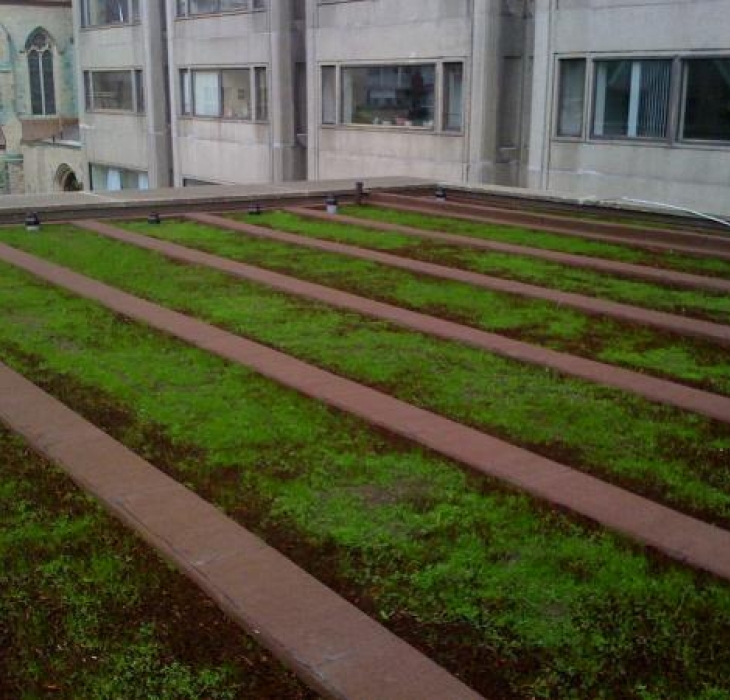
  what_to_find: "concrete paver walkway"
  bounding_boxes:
[3,242,730,583]
[287,206,730,295]
[73,219,730,425]
[188,213,730,347]
[0,362,483,700]
[369,193,730,261]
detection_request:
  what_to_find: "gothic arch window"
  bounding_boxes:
[26,29,56,116]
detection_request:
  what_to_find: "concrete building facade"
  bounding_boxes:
[70,0,730,216]
[0,0,83,195]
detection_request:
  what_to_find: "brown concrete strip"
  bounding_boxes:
[72,219,730,425]
[187,213,730,347]
[0,362,484,700]
[369,192,730,261]
[3,243,730,583]
[286,206,730,295]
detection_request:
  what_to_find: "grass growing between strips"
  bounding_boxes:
[247,211,730,324]
[2,263,730,698]
[108,218,730,396]
[2,224,730,526]
[0,428,318,700]
[344,205,730,280]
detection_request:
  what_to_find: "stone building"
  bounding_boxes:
[0,0,83,194]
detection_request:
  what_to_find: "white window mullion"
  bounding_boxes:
[593,62,607,136]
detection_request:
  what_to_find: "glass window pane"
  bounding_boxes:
[253,0,265,8]
[557,58,585,137]
[176,0,187,16]
[321,65,336,124]
[443,62,464,132]
[42,49,56,115]
[683,59,730,141]
[593,59,671,138]
[220,0,248,10]
[84,71,92,111]
[180,70,191,115]
[189,0,220,15]
[222,68,251,119]
[92,70,134,110]
[193,70,221,116]
[255,66,268,121]
[29,53,43,115]
[134,69,144,113]
[131,0,139,20]
[341,64,435,128]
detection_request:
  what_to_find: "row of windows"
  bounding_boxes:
[180,67,268,121]
[176,0,265,18]
[83,70,145,113]
[321,62,464,132]
[557,56,730,143]
[90,163,148,191]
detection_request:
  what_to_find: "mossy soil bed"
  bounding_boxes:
[234,211,730,325]
[2,259,730,698]
[1,224,729,527]
[0,427,318,700]
[112,218,730,396]
[345,205,730,280]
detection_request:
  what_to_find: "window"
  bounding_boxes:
[341,64,435,128]
[181,67,268,121]
[557,58,585,137]
[90,163,148,191]
[84,70,144,113]
[254,66,268,121]
[80,0,139,27]
[593,59,672,139]
[27,30,55,116]
[177,0,265,17]
[682,58,730,142]
[321,65,336,125]
[442,62,464,132]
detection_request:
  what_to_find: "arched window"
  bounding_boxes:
[26,29,56,116]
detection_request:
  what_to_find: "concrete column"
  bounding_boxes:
[305,0,318,181]
[526,0,553,191]
[466,0,502,184]
[165,0,182,187]
[269,0,304,182]
[141,0,172,188]
[71,2,90,189]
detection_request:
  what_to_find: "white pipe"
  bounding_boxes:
[611,197,730,230]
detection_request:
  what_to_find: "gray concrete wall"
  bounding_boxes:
[529,0,730,215]
[306,0,474,182]
[76,0,171,189]
[168,1,304,186]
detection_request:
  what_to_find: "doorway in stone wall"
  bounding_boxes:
[54,163,81,192]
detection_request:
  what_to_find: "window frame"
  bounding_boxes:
[83,69,145,114]
[678,56,730,145]
[320,60,465,135]
[26,30,56,116]
[80,0,140,29]
[589,56,674,143]
[179,66,269,123]
[176,0,266,19]
[554,57,587,140]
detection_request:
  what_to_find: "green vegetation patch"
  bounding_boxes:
[0,427,317,700]
[2,261,730,698]
[2,224,729,527]
[344,204,730,280]
[110,218,730,396]
[248,211,730,324]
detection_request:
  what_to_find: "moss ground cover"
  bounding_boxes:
[2,224,730,526]
[107,218,730,396]
[247,211,730,324]
[344,205,730,280]
[0,427,318,700]
[2,263,730,698]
